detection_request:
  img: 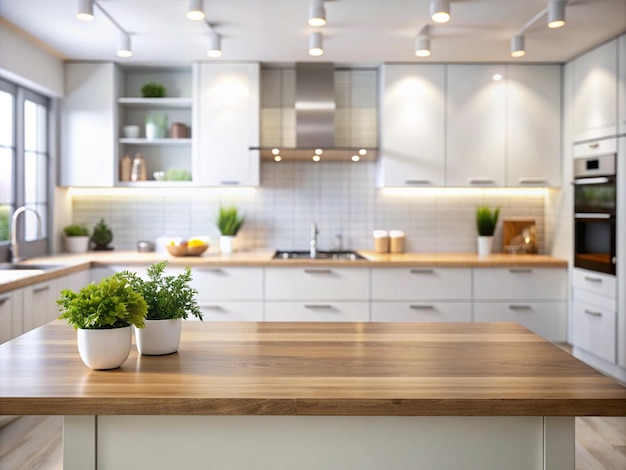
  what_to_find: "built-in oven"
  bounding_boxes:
[573,153,616,275]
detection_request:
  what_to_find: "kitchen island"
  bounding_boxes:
[1,321,624,469]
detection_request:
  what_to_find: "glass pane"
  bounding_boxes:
[0,90,13,147]
[0,147,14,204]
[0,204,9,242]
[21,204,46,241]
[24,151,48,204]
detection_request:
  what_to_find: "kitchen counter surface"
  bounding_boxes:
[1,321,624,417]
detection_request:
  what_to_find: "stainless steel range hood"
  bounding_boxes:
[257,62,378,162]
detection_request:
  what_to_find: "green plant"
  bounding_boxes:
[164,168,192,181]
[116,261,203,321]
[0,206,9,242]
[57,276,147,330]
[63,224,89,237]
[216,206,245,236]
[91,218,113,248]
[476,206,500,236]
[140,81,166,98]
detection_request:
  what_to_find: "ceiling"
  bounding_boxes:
[1,0,625,66]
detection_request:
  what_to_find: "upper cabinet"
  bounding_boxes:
[572,39,618,142]
[619,34,626,136]
[377,64,445,187]
[194,62,260,187]
[60,62,117,187]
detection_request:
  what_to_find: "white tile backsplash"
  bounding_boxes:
[71,161,547,253]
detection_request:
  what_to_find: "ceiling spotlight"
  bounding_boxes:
[117,34,132,58]
[187,0,205,21]
[510,35,526,58]
[77,0,94,21]
[272,148,280,155]
[314,149,323,155]
[547,1,566,28]
[309,32,324,56]
[274,155,282,162]
[308,0,327,27]
[351,155,360,162]
[492,73,503,82]
[430,0,451,24]
[415,36,431,57]
[207,33,222,58]
[312,155,321,162]
[358,149,367,156]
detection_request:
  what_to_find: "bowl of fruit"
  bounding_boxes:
[166,237,209,257]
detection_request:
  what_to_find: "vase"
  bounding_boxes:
[134,319,182,355]
[64,236,90,253]
[219,235,236,254]
[477,236,494,257]
[77,326,132,370]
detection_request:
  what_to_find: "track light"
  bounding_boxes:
[207,33,222,57]
[510,35,526,58]
[308,0,327,27]
[187,0,205,21]
[415,36,431,57]
[117,34,132,58]
[309,32,324,56]
[547,1,566,28]
[430,0,450,24]
[77,0,94,21]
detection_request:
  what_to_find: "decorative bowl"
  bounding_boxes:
[166,241,209,257]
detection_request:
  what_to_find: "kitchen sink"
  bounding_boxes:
[273,250,365,261]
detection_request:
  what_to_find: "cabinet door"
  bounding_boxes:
[22,279,57,332]
[377,65,445,187]
[446,65,506,187]
[474,268,566,301]
[619,34,626,136]
[371,267,471,300]
[60,62,117,187]
[572,39,618,142]
[0,290,23,344]
[265,301,369,322]
[198,302,263,322]
[188,267,263,301]
[507,65,561,187]
[372,302,471,323]
[194,63,260,186]
[265,267,369,301]
[572,299,616,363]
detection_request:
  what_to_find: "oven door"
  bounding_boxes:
[573,175,616,214]
[574,214,616,275]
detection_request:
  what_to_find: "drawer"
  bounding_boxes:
[572,268,616,298]
[572,299,616,363]
[189,267,263,301]
[198,302,263,322]
[265,268,369,301]
[474,301,567,342]
[265,302,370,322]
[474,268,566,300]
[372,268,471,300]
[372,302,471,323]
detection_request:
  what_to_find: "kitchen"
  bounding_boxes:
[1,1,626,469]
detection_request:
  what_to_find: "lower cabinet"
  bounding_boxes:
[200,302,263,322]
[22,279,58,333]
[0,290,23,344]
[372,302,471,323]
[572,291,616,364]
[266,302,369,322]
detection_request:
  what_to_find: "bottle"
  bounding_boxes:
[119,154,132,181]
[131,153,147,181]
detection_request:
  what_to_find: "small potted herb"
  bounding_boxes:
[116,261,203,355]
[57,276,147,369]
[476,206,500,257]
[140,81,166,98]
[62,223,90,253]
[216,205,245,254]
[91,218,113,251]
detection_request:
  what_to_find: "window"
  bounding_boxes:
[0,78,50,261]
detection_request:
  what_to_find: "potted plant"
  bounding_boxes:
[91,218,113,251]
[57,276,147,370]
[116,261,203,355]
[476,206,500,257]
[216,205,244,254]
[140,81,166,98]
[145,111,168,139]
[63,223,91,253]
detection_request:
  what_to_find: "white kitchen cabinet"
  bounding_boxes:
[572,39,618,142]
[446,65,507,187]
[22,279,58,333]
[572,289,616,363]
[618,34,626,136]
[507,65,561,187]
[371,302,471,323]
[572,267,616,298]
[0,289,23,344]
[265,301,369,322]
[60,62,117,187]
[56,270,91,293]
[377,64,445,187]
[194,62,260,186]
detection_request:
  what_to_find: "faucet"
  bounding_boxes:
[11,206,43,262]
[310,221,319,258]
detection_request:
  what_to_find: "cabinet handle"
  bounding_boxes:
[304,304,333,309]
[518,178,546,185]
[589,142,600,149]
[584,309,602,317]
[409,305,435,310]
[509,305,532,311]
[0,296,9,306]
[468,178,495,185]
[304,269,332,274]
[202,305,225,311]
[410,269,434,274]
[584,276,602,283]
[220,180,240,185]
[509,268,532,273]
[199,268,223,273]
[405,179,431,185]
[33,285,51,294]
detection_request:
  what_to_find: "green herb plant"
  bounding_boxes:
[116,261,203,321]
[0,206,9,242]
[63,224,89,237]
[57,276,147,330]
[216,206,245,236]
[91,218,113,248]
[476,206,500,236]
[140,81,166,98]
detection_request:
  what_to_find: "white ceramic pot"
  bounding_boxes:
[64,235,90,253]
[219,235,236,254]
[77,326,132,370]
[145,123,166,140]
[477,236,494,258]
[134,319,182,356]
[123,125,140,138]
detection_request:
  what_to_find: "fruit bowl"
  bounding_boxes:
[166,238,209,257]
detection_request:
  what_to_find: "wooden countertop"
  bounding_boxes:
[1,321,624,417]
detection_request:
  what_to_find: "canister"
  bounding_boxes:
[389,230,405,253]
[373,230,389,253]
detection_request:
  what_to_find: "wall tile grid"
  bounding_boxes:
[72,161,546,254]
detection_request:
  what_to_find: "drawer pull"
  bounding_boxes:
[304,304,333,309]
[410,305,435,310]
[0,296,9,306]
[509,305,532,311]
[468,178,495,185]
[410,269,434,274]
[584,309,602,317]
[220,180,240,185]
[33,285,50,294]
[202,305,224,310]
[584,276,602,283]
[589,142,600,149]
[304,269,332,274]
[509,268,532,273]
[518,178,546,185]
[405,179,431,185]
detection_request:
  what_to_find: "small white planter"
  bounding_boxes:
[134,319,182,356]
[219,235,236,254]
[77,326,132,370]
[477,236,494,258]
[64,236,90,253]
